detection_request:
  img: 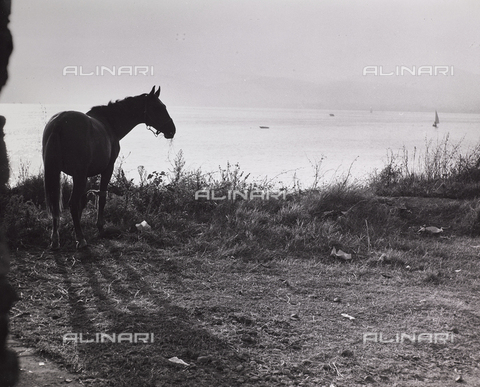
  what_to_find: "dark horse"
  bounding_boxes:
[42,86,176,249]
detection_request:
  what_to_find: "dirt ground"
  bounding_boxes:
[5,197,480,386]
[10,338,84,386]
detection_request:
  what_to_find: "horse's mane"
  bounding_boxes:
[87,94,147,117]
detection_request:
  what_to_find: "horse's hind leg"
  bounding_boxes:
[50,216,60,250]
[96,165,114,235]
[70,175,88,249]
[43,162,62,250]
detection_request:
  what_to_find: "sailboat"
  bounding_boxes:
[432,110,439,128]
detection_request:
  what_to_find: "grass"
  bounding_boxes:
[370,134,480,198]
[4,136,480,385]
[3,141,480,256]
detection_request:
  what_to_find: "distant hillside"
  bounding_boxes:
[235,69,480,113]
[3,65,479,113]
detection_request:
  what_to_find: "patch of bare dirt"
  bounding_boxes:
[6,229,480,386]
[10,338,84,386]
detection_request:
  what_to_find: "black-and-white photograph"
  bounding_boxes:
[1,0,480,386]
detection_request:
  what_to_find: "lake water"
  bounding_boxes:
[1,103,480,187]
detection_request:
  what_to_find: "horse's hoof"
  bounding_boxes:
[76,239,88,249]
[49,242,60,251]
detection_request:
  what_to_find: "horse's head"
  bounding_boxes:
[144,86,176,139]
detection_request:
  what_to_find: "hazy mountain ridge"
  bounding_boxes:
[2,66,479,113]
[243,69,480,113]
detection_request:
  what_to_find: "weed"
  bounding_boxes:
[3,143,480,256]
[371,135,480,198]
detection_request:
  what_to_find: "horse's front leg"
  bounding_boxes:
[50,216,60,250]
[96,165,114,235]
[70,175,88,249]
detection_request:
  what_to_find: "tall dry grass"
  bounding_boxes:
[2,139,480,256]
[371,135,480,198]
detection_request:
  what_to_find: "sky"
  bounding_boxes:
[1,0,480,111]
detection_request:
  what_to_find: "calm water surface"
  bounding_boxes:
[1,103,479,187]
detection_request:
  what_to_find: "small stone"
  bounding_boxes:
[197,355,213,364]
[241,334,256,344]
[341,349,354,358]
[232,313,254,325]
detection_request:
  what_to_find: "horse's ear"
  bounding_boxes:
[149,86,156,96]
[155,86,160,97]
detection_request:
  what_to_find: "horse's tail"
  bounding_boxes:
[42,128,62,218]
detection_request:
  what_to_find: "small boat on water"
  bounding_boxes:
[329,113,335,117]
[259,126,269,129]
[433,110,439,128]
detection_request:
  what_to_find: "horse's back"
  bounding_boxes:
[42,111,117,177]
[42,111,91,150]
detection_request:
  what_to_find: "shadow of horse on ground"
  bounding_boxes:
[11,243,254,386]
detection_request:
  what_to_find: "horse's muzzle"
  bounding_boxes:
[163,120,176,139]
